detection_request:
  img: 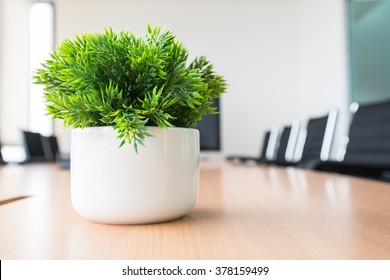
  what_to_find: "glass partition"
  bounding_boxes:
[347,0,390,104]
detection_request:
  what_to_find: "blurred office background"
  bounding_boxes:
[0,0,389,160]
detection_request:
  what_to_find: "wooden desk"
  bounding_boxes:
[0,161,389,259]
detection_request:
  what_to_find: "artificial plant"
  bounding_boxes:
[34,25,227,151]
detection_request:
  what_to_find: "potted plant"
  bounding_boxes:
[33,25,227,224]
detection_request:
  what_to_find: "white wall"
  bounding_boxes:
[298,0,349,158]
[0,0,350,158]
[0,0,3,141]
[52,0,303,155]
[0,0,32,145]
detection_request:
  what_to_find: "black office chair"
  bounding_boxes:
[315,100,390,181]
[296,109,338,168]
[0,142,4,164]
[226,130,273,163]
[269,121,300,166]
[40,135,60,161]
[272,126,291,165]
[21,130,46,162]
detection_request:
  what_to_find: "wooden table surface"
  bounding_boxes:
[0,161,389,259]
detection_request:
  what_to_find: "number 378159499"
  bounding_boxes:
[215,267,269,276]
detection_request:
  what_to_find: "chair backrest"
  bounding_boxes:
[258,131,271,161]
[273,121,300,164]
[265,126,280,161]
[21,130,46,162]
[300,109,338,163]
[274,126,291,163]
[343,99,390,166]
[41,135,60,161]
[0,142,4,164]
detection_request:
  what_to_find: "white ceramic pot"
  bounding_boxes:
[71,126,199,224]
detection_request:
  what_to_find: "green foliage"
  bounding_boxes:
[33,25,227,151]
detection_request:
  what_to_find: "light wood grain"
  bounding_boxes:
[0,161,389,259]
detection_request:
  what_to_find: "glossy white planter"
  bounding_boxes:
[71,126,199,224]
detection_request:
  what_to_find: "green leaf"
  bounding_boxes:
[32,25,227,151]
